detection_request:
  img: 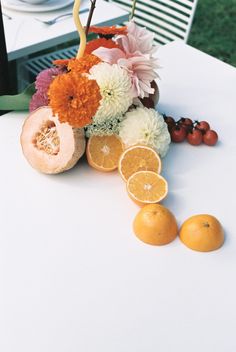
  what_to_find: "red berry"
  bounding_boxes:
[195,121,210,133]
[178,118,193,132]
[182,124,192,133]
[203,130,218,146]
[164,115,175,125]
[171,126,187,143]
[180,118,193,126]
[187,129,203,145]
[164,115,176,133]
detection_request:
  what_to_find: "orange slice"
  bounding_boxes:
[86,134,124,172]
[119,145,161,182]
[127,171,168,206]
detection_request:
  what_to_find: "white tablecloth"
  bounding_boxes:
[0,41,236,352]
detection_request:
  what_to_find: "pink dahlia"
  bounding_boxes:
[35,67,63,96]
[116,21,158,57]
[93,47,159,98]
[118,56,159,98]
[92,21,160,99]
[29,91,48,112]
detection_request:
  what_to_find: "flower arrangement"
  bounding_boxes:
[26,13,170,162]
[17,0,172,178]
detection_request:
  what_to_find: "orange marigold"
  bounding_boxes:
[88,25,127,35]
[48,72,101,128]
[85,38,121,54]
[53,58,71,67]
[68,54,101,74]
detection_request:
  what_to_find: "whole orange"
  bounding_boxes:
[179,214,224,252]
[133,204,178,246]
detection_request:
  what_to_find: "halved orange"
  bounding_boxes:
[179,214,224,252]
[127,171,168,206]
[118,145,162,182]
[133,204,178,245]
[86,134,124,172]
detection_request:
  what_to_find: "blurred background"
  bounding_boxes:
[189,0,236,66]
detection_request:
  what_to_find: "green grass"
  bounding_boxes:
[188,0,236,66]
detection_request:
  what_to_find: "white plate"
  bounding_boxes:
[2,0,74,13]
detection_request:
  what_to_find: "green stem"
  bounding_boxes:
[130,0,137,20]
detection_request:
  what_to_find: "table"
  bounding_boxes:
[0,41,236,352]
[3,0,129,61]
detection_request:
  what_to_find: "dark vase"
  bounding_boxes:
[140,81,159,109]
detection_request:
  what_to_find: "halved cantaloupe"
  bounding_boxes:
[20,106,85,174]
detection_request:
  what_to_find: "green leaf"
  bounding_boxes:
[0,83,36,111]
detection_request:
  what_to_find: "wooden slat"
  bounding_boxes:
[140,0,189,22]
[106,0,198,43]
[135,9,185,37]
[175,0,194,8]
[112,0,192,17]
[114,0,131,10]
[114,0,186,38]
[137,2,188,29]
[153,33,170,45]
[156,0,192,15]
[110,1,185,40]
[135,16,182,42]
[115,0,193,14]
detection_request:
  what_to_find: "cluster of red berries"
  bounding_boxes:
[164,115,218,146]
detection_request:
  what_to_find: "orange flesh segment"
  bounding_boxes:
[119,146,161,182]
[88,135,123,170]
[127,171,168,203]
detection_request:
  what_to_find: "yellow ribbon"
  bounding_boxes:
[73,0,86,58]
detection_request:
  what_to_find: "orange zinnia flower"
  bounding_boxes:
[48,72,101,128]
[68,54,101,74]
[85,38,121,54]
[53,54,101,72]
[53,58,71,67]
[88,25,127,36]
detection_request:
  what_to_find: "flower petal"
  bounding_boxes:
[92,47,126,64]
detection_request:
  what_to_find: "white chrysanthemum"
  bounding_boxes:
[119,107,171,157]
[85,115,124,137]
[89,63,132,124]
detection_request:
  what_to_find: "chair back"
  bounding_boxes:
[0,2,9,95]
[107,0,198,45]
